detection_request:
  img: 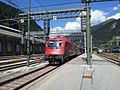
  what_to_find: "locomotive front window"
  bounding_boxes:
[48,40,62,49]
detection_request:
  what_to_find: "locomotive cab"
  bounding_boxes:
[45,38,65,64]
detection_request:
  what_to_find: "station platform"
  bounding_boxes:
[26,54,120,90]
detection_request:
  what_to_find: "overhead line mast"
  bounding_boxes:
[27,0,30,67]
[82,0,119,66]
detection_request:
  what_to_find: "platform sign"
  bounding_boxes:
[53,16,57,20]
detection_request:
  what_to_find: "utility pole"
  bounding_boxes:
[81,0,119,65]
[85,0,91,65]
[27,0,30,67]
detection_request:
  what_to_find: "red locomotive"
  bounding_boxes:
[45,37,81,64]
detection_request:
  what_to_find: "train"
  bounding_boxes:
[45,37,82,64]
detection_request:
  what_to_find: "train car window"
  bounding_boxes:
[48,40,62,49]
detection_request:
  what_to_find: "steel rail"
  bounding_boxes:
[0,65,58,90]
[97,53,120,66]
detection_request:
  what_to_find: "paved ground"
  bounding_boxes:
[28,54,120,90]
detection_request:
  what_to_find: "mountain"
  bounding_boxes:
[0,1,42,31]
[91,18,120,47]
[65,32,84,47]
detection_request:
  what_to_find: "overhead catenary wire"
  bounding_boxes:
[14,0,26,9]
[34,0,43,6]
[5,0,19,8]
[17,1,82,11]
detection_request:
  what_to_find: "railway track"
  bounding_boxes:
[0,54,44,71]
[97,53,120,66]
[0,60,43,71]
[0,54,43,61]
[0,56,26,61]
[0,64,58,90]
[0,55,76,90]
[0,55,82,90]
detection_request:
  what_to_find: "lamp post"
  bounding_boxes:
[27,0,30,67]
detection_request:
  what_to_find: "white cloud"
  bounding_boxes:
[52,27,63,31]
[107,13,120,20]
[64,21,80,31]
[76,17,81,23]
[113,6,118,11]
[50,27,64,37]
[112,5,120,11]
[91,10,107,26]
[64,17,81,32]
[50,9,120,36]
[50,18,81,36]
[52,18,81,32]
[80,11,86,16]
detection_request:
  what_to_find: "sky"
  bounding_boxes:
[0,0,120,34]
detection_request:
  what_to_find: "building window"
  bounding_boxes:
[0,42,2,52]
[7,42,12,52]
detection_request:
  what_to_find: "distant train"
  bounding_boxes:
[111,46,120,53]
[45,37,82,64]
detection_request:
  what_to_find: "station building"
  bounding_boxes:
[0,1,45,56]
[0,24,45,55]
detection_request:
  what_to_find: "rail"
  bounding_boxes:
[0,64,58,90]
[96,53,120,66]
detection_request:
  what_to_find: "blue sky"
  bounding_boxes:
[0,0,120,32]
